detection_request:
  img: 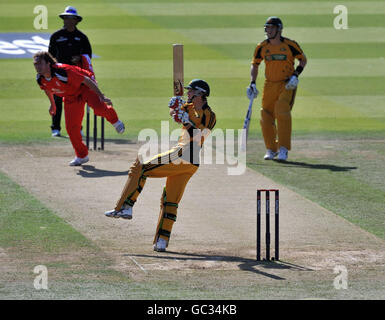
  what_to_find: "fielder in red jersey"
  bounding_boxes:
[33,51,125,166]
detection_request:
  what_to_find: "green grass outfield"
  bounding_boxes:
[0,0,384,299]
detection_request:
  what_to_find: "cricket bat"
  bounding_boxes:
[240,98,254,152]
[173,44,184,97]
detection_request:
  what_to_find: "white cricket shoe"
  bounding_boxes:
[104,209,120,218]
[277,146,288,161]
[154,237,167,252]
[104,205,133,219]
[113,120,125,134]
[264,149,278,160]
[119,205,133,219]
[51,129,61,137]
[69,156,89,166]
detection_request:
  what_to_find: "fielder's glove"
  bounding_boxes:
[246,82,259,100]
[285,75,299,90]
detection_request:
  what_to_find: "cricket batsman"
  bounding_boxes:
[247,16,307,161]
[104,79,216,252]
[33,51,125,166]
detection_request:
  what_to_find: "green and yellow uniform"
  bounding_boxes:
[252,37,305,151]
[115,102,216,246]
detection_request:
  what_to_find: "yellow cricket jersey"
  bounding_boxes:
[251,37,305,82]
[178,102,216,147]
[177,102,216,165]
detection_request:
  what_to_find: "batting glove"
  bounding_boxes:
[246,83,259,100]
[177,109,195,127]
[285,75,299,90]
[168,96,185,110]
[170,109,182,123]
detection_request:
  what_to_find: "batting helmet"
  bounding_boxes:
[264,16,283,30]
[184,79,210,97]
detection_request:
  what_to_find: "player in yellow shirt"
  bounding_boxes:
[247,16,307,161]
[104,79,216,252]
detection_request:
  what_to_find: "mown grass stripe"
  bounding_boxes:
[113,2,385,16]
[2,1,384,18]
[4,58,384,80]
[0,3,126,18]
[82,27,385,44]
[0,16,159,32]
[324,96,385,117]
[111,0,385,2]
[85,28,190,45]
[69,58,385,79]
[1,42,381,62]
[90,43,385,60]
[1,77,384,99]
[172,27,385,44]
[3,12,384,31]
[1,96,384,121]
[0,171,96,252]
[131,14,385,29]
[93,43,233,60]
[2,15,385,33]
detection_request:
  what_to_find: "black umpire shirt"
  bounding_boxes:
[48,27,92,64]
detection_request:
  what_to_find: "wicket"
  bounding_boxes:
[257,189,279,261]
[86,105,104,151]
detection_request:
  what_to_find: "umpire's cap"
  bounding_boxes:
[184,79,210,97]
[264,16,283,30]
[59,6,82,22]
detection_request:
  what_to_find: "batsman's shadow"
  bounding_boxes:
[272,160,357,172]
[77,165,128,178]
[128,251,312,280]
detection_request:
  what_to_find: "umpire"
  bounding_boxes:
[48,6,92,137]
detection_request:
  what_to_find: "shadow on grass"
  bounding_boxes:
[128,251,313,280]
[77,165,128,178]
[273,160,357,172]
[248,159,357,172]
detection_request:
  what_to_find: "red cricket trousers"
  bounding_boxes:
[63,87,119,158]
